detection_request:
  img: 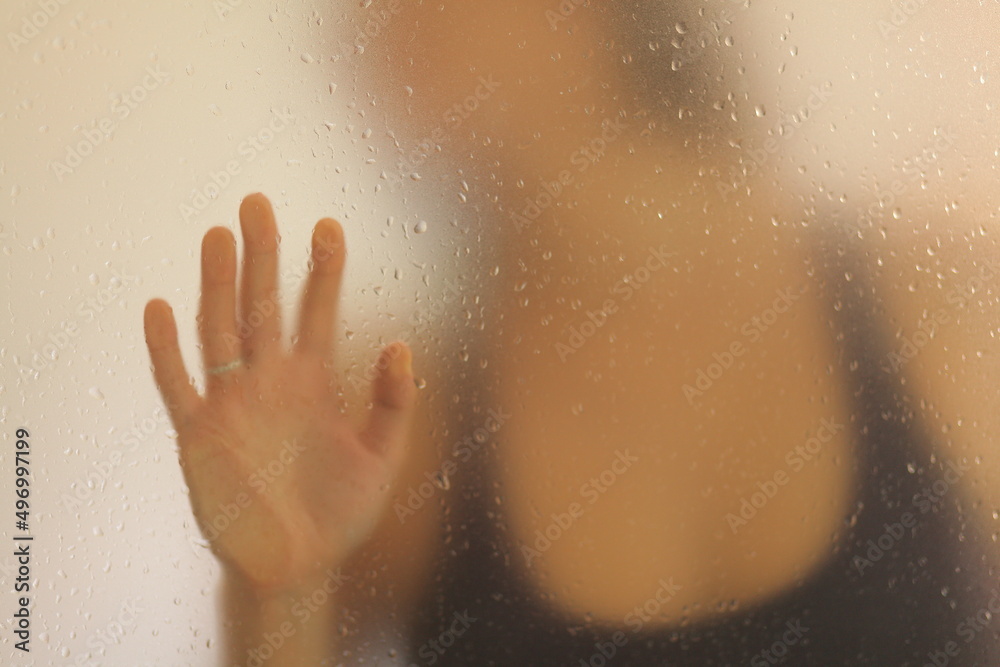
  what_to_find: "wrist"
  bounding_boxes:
[226,564,349,606]
[223,566,347,667]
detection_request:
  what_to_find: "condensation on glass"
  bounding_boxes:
[2,0,999,664]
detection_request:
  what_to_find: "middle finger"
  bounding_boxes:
[238,193,283,364]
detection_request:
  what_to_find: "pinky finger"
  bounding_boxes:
[360,342,417,459]
[144,299,203,429]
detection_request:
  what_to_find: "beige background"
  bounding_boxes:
[1,0,998,664]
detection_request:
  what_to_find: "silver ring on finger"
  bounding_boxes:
[207,358,245,375]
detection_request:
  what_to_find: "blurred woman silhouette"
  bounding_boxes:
[144,1,997,664]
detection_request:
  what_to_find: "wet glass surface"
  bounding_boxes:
[2,1,999,664]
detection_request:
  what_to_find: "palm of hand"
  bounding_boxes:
[144,193,415,591]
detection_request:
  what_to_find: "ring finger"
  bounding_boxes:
[199,226,242,390]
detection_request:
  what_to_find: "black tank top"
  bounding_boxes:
[408,222,998,666]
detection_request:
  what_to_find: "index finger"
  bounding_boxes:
[144,298,203,429]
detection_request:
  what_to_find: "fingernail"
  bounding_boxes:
[313,219,343,262]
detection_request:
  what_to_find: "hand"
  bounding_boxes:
[143,192,417,592]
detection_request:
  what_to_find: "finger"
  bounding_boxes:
[293,218,345,359]
[360,342,418,459]
[199,226,242,389]
[238,193,283,363]
[144,298,203,429]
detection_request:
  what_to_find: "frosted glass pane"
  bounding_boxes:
[2,1,998,664]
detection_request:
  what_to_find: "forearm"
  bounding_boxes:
[222,567,344,667]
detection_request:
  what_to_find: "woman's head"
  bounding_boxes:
[367,0,733,149]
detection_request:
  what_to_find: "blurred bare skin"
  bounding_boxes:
[349,0,856,628]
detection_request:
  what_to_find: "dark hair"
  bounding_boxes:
[599,1,742,156]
